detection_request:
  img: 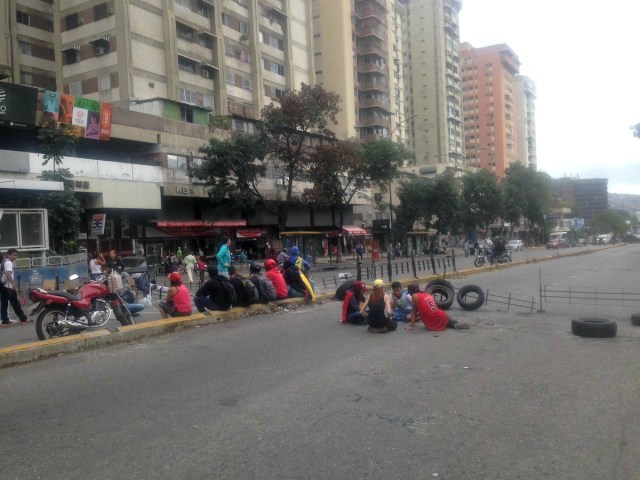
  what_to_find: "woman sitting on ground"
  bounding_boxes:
[341,280,369,325]
[360,279,396,333]
[158,272,192,319]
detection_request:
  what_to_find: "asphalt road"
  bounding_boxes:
[1,245,639,479]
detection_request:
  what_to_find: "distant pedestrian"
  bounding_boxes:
[463,240,469,257]
[1,249,29,326]
[216,235,232,278]
[89,252,106,280]
[182,251,196,284]
[355,242,364,261]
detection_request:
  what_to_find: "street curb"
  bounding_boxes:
[0,244,622,369]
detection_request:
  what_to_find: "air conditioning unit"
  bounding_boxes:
[276,177,289,187]
[201,69,210,78]
[95,46,106,56]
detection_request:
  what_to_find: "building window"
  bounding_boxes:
[16,11,30,26]
[94,3,109,21]
[19,42,32,55]
[175,0,191,8]
[65,13,83,30]
[64,49,79,65]
[69,81,82,96]
[180,88,199,105]
[168,154,189,170]
[98,74,111,91]
[19,72,33,85]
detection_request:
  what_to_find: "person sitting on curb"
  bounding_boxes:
[282,259,307,298]
[228,265,258,307]
[390,281,413,322]
[341,280,368,325]
[360,279,396,333]
[158,272,192,319]
[264,259,288,300]
[249,263,277,303]
[194,265,235,313]
[405,284,470,331]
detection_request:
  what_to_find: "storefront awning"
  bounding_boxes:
[154,220,247,237]
[342,225,368,236]
[237,229,265,239]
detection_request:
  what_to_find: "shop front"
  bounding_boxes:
[236,229,268,260]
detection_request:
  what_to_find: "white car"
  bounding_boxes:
[506,239,524,252]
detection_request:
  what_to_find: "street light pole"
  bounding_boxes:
[386,113,418,279]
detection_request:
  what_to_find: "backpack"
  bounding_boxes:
[221,278,237,307]
[0,260,6,285]
[241,278,259,305]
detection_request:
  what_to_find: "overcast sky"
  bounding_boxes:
[458,0,640,194]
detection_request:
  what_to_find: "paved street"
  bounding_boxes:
[1,245,639,479]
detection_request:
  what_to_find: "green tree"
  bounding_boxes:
[36,120,83,253]
[461,169,502,236]
[37,119,78,173]
[590,209,628,236]
[396,175,459,250]
[196,132,269,210]
[260,83,341,230]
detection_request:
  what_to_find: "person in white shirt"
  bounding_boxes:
[1,249,29,326]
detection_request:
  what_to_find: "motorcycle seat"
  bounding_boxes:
[49,290,81,302]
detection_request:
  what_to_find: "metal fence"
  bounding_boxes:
[541,285,640,306]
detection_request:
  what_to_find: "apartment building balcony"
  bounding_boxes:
[359,115,390,129]
[357,43,387,59]
[358,62,387,75]
[228,101,254,118]
[355,5,386,22]
[356,25,386,40]
[359,78,389,92]
[359,97,390,110]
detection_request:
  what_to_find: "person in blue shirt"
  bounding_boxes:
[216,235,232,278]
[390,281,413,322]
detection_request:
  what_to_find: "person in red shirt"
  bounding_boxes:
[264,259,288,299]
[159,272,192,318]
[405,284,469,331]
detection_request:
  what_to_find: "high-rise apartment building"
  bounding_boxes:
[403,0,464,176]
[515,74,537,170]
[460,42,520,178]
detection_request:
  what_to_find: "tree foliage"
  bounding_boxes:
[590,209,628,236]
[361,139,414,193]
[37,119,78,172]
[196,133,268,209]
[461,169,502,234]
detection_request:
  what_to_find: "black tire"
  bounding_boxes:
[113,305,135,326]
[474,256,485,267]
[571,318,617,338]
[456,284,485,311]
[425,279,454,293]
[36,308,77,341]
[335,279,356,300]
[425,285,454,311]
[630,313,640,326]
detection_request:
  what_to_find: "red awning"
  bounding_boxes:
[342,225,368,236]
[236,229,265,239]
[154,220,247,237]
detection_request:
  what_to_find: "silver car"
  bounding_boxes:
[506,239,524,252]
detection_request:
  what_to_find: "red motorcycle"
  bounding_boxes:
[29,274,135,341]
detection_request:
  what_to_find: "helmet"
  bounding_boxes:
[249,263,261,273]
[290,246,300,256]
[373,278,384,288]
[264,259,277,271]
[169,272,182,283]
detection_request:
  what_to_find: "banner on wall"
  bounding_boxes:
[43,90,112,141]
[90,214,106,237]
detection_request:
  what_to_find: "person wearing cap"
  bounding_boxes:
[341,280,368,325]
[390,281,413,322]
[288,245,311,274]
[277,248,289,267]
[194,265,234,312]
[264,259,288,299]
[360,279,396,333]
[282,259,307,298]
[158,272,192,319]
[249,263,277,303]
[405,284,469,331]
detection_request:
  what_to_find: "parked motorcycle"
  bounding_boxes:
[29,274,135,341]
[474,250,511,267]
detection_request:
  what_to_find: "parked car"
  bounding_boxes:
[546,239,567,249]
[576,238,587,247]
[120,256,156,282]
[506,239,524,252]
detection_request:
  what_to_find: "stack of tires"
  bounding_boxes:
[424,279,484,312]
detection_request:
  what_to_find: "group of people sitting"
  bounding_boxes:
[342,280,469,333]
[157,257,314,319]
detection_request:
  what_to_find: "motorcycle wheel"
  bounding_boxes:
[36,308,79,341]
[474,256,485,267]
[113,305,135,327]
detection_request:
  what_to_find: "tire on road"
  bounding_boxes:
[425,278,454,293]
[571,318,617,338]
[425,284,454,311]
[631,313,640,326]
[335,279,356,300]
[456,284,485,311]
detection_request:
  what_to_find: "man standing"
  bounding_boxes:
[216,235,232,278]
[1,249,29,326]
[355,242,364,262]
[182,250,196,284]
